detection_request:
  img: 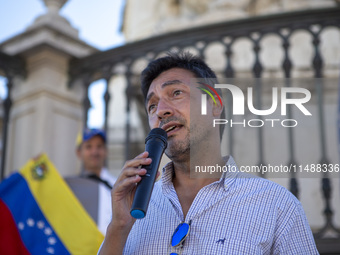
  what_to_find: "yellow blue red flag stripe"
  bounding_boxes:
[0,154,104,254]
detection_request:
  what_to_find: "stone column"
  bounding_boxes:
[0,0,98,176]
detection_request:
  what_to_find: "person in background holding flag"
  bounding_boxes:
[65,128,117,235]
[0,154,104,254]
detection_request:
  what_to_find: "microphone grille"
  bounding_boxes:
[145,128,168,144]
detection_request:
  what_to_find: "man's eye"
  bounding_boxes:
[148,104,156,113]
[173,90,182,96]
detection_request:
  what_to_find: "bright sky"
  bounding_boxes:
[0,0,125,128]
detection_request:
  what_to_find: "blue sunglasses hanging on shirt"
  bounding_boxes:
[169,222,191,255]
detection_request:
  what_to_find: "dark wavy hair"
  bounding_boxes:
[141,52,219,100]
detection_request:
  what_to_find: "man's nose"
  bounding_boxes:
[156,99,173,120]
[90,147,101,154]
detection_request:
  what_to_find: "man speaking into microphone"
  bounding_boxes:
[98,52,318,254]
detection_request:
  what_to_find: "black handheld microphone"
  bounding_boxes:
[130,128,167,219]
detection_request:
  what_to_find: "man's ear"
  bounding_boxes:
[76,147,81,159]
[212,95,223,117]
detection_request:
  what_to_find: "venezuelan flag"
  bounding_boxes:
[0,154,104,254]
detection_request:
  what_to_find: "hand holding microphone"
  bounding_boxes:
[105,127,167,247]
[130,128,167,219]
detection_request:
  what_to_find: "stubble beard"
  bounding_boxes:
[164,120,209,164]
[165,125,190,163]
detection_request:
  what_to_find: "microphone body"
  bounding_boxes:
[130,128,167,219]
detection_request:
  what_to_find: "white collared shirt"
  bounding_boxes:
[122,156,318,254]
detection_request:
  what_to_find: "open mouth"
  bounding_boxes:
[164,124,183,136]
[165,125,177,133]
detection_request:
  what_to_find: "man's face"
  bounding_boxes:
[146,68,210,161]
[77,135,107,173]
